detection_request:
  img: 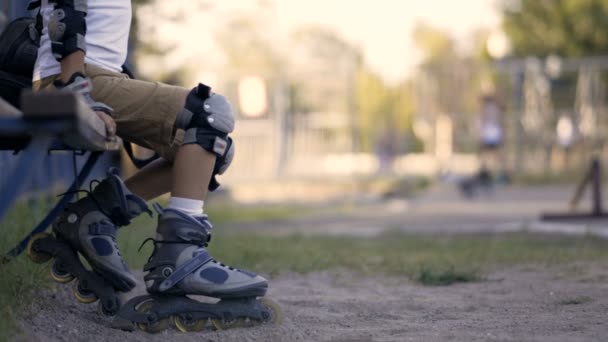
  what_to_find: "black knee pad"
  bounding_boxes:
[176,84,236,191]
[208,137,235,191]
[48,0,87,60]
[178,84,235,157]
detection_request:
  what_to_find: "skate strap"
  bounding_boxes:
[88,221,117,239]
[158,250,213,292]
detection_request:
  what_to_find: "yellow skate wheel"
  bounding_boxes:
[173,314,208,333]
[73,281,98,304]
[136,300,171,334]
[258,298,283,325]
[210,318,224,331]
[50,260,74,284]
[210,317,247,331]
[26,233,53,264]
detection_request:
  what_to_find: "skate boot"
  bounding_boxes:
[27,168,150,316]
[113,207,282,333]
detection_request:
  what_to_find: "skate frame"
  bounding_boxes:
[0,91,121,263]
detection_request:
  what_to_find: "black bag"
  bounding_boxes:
[0,17,40,109]
[0,17,39,77]
[0,70,31,108]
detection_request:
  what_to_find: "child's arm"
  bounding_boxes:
[48,1,116,138]
[59,50,85,84]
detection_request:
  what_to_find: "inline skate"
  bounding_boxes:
[112,206,282,333]
[27,168,150,316]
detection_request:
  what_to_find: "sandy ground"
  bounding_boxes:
[17,264,608,342]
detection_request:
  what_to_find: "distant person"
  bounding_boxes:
[479,94,503,153]
[27,0,278,330]
[459,94,507,198]
[376,126,397,174]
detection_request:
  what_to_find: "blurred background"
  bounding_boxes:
[4,2,608,340]
[4,0,608,202]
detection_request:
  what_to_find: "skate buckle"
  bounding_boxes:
[158,252,213,292]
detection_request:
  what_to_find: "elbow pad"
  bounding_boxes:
[48,0,87,60]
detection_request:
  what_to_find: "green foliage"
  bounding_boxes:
[290,26,361,114]
[216,16,284,77]
[411,21,495,139]
[412,21,457,65]
[355,68,415,152]
[503,0,608,57]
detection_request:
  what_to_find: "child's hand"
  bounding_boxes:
[53,73,117,141]
[95,111,117,141]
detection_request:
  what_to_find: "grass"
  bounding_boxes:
[206,204,315,225]
[0,197,55,342]
[202,231,608,280]
[120,211,608,280]
[3,198,608,340]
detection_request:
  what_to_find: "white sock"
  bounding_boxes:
[167,196,204,216]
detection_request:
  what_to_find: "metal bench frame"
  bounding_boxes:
[0,91,120,262]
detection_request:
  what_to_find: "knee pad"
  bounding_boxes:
[178,84,235,157]
[48,0,87,60]
[177,84,236,191]
[208,137,235,191]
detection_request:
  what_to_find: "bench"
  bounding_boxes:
[0,91,120,262]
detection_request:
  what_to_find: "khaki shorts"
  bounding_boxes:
[33,64,189,161]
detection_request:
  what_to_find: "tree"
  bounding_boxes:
[412,22,496,153]
[412,21,457,66]
[354,67,416,153]
[215,15,284,78]
[502,0,608,57]
[290,26,362,114]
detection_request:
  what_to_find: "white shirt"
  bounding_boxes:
[33,0,132,81]
[480,102,503,145]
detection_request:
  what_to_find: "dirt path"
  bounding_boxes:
[229,185,608,238]
[18,265,608,342]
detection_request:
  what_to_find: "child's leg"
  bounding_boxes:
[139,84,267,302]
[124,159,173,201]
[123,146,215,203]
[171,145,215,200]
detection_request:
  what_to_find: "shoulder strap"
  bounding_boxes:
[27,1,41,10]
[26,1,43,36]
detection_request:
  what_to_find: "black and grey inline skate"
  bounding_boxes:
[112,206,282,333]
[26,168,150,316]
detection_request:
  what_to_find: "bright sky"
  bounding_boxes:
[140,0,502,83]
[272,0,502,82]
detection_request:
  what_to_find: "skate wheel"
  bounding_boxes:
[210,317,246,331]
[173,315,208,333]
[135,300,171,333]
[50,260,74,284]
[26,233,53,264]
[258,298,283,325]
[97,297,121,317]
[73,280,98,304]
